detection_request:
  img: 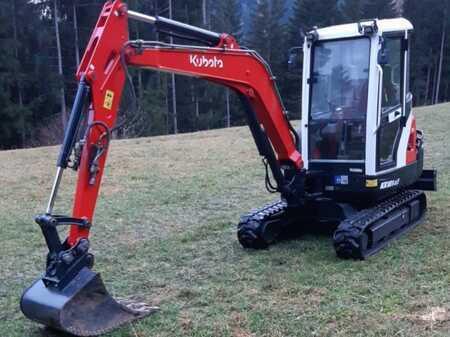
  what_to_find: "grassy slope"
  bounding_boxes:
[0,104,449,337]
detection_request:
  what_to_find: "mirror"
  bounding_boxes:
[288,46,303,72]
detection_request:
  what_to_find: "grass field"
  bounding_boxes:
[0,103,449,337]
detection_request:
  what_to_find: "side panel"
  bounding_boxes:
[398,31,411,168]
[365,34,382,176]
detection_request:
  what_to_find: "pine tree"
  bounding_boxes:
[403,0,449,105]
[285,0,339,118]
[0,1,16,148]
[211,0,242,39]
[290,0,339,37]
[247,0,287,74]
[361,0,398,19]
[210,0,244,126]
[340,0,364,22]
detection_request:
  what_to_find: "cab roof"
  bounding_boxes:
[314,18,413,41]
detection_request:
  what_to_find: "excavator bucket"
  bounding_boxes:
[21,267,158,336]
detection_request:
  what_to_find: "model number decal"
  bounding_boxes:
[189,54,224,68]
[380,178,400,190]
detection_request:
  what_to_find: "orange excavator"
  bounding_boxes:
[21,1,436,336]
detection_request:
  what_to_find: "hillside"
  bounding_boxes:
[0,103,449,337]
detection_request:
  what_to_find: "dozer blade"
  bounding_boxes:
[21,267,158,336]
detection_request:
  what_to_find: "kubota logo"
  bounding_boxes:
[189,54,224,68]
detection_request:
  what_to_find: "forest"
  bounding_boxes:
[0,0,449,149]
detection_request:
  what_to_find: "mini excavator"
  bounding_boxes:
[21,1,437,336]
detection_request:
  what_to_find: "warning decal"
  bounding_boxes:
[103,90,114,110]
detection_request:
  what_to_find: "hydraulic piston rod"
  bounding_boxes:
[127,9,222,46]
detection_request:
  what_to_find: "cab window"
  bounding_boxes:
[381,38,402,112]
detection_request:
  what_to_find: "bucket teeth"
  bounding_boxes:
[117,298,159,314]
[21,267,158,336]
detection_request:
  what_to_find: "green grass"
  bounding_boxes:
[0,103,449,337]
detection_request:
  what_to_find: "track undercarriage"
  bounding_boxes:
[238,189,427,259]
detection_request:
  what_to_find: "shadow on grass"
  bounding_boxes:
[279,220,338,242]
[30,327,75,337]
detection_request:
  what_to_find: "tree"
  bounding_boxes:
[211,0,243,126]
[11,0,26,146]
[290,0,339,35]
[0,1,17,148]
[340,0,364,22]
[246,0,292,120]
[404,0,449,105]
[52,0,67,127]
[72,0,80,67]
[285,0,340,118]
[362,0,398,19]
[247,0,287,74]
[434,5,448,103]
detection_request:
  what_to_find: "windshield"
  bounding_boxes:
[309,38,370,161]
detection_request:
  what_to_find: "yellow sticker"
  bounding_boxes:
[103,90,114,110]
[366,179,378,188]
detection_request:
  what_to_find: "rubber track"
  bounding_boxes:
[237,200,288,248]
[333,190,426,259]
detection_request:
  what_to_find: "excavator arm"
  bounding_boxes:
[69,0,304,245]
[21,1,305,336]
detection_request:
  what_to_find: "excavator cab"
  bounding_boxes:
[299,19,429,199]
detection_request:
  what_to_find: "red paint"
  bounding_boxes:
[68,0,303,245]
[406,116,417,165]
[68,0,128,245]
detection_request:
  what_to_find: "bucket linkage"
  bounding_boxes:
[20,214,158,336]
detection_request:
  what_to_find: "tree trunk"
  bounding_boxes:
[169,0,177,134]
[225,89,230,128]
[195,89,199,131]
[431,55,438,105]
[164,76,169,134]
[194,82,199,123]
[73,0,80,67]
[202,0,207,26]
[444,81,450,101]
[434,14,446,104]
[424,58,432,105]
[53,0,67,128]
[11,0,25,147]
[154,0,168,134]
[135,29,143,101]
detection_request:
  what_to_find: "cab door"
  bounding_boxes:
[376,35,407,171]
